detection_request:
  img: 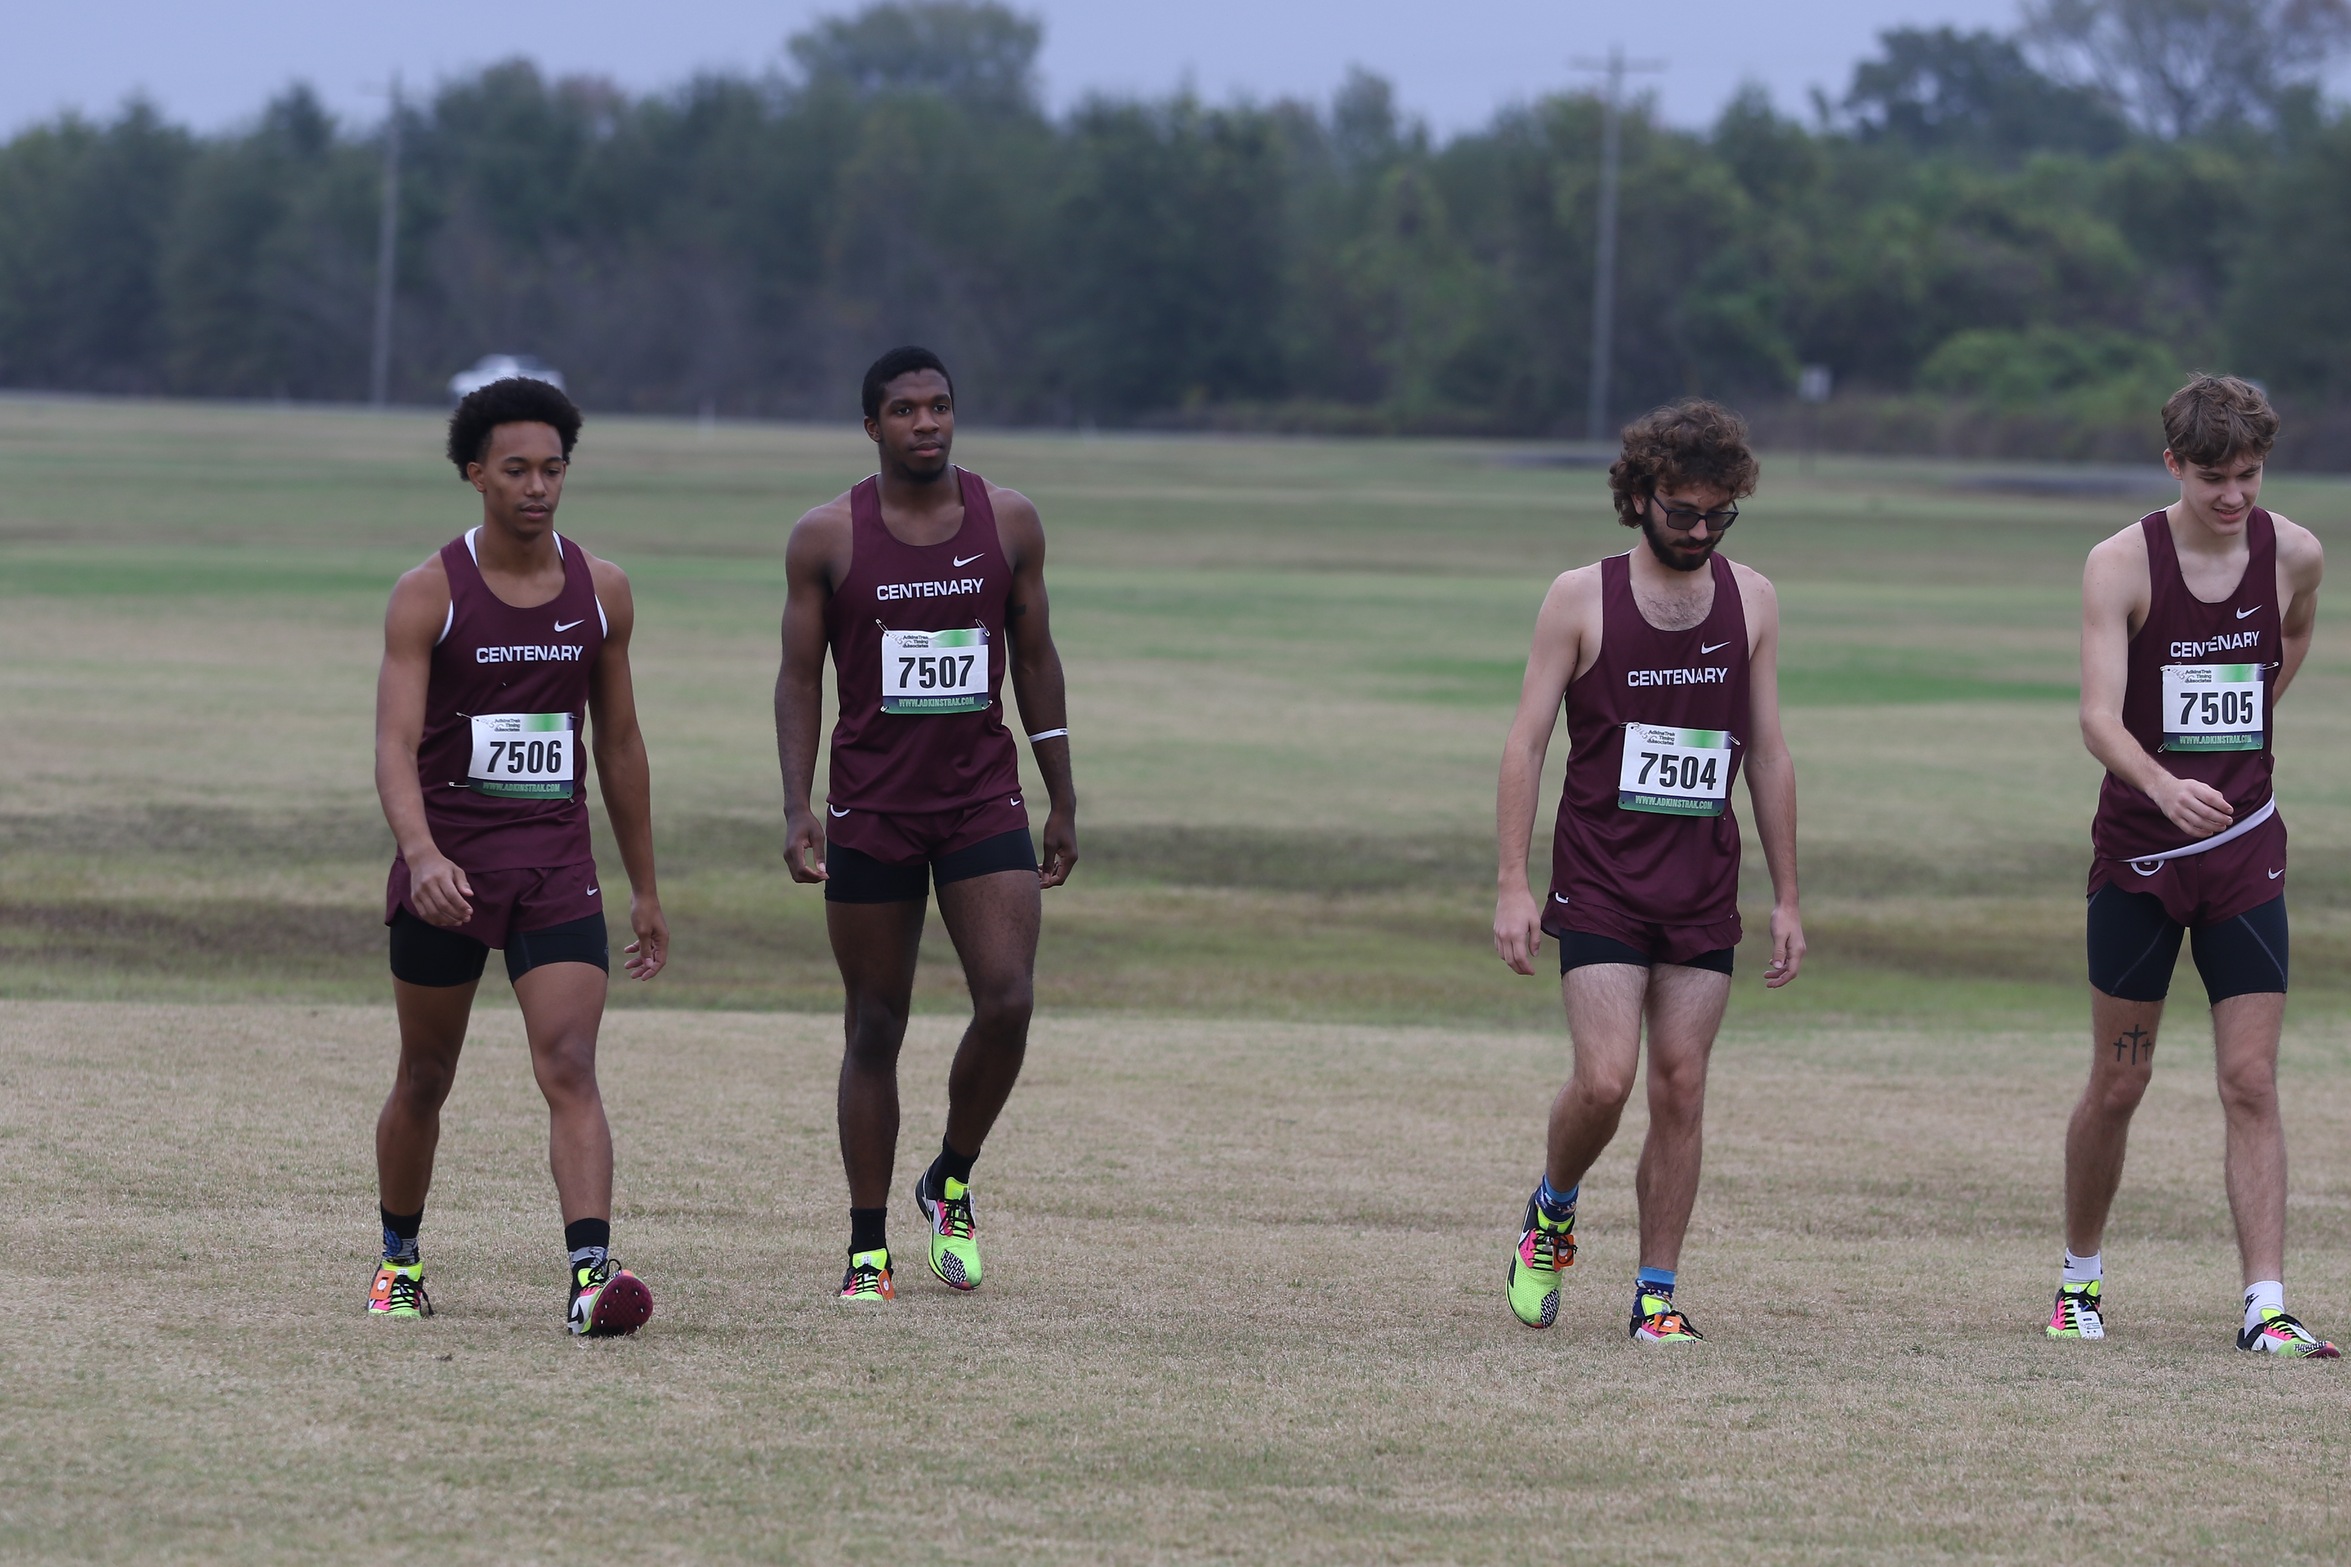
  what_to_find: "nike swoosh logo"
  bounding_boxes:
[1553,893,1571,904]
[1701,641,1730,655]
[2237,606,2260,619]
[952,553,985,568]
[2270,868,2285,879]
[585,887,598,896]
[829,806,850,818]
[554,618,585,631]
[1010,796,1021,806]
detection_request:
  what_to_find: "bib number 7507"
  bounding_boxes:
[881,627,989,714]
[1617,724,1733,816]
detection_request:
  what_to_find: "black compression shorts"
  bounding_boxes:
[2086,885,2287,1004]
[1559,929,1735,976]
[389,906,610,988]
[824,827,1038,904]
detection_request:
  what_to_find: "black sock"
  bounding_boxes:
[926,1137,977,1195]
[849,1206,888,1258]
[381,1206,422,1263]
[564,1216,611,1276]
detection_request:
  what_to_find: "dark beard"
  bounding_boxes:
[1639,516,1717,573]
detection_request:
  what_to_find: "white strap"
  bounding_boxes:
[2125,796,2277,874]
[1027,728,1069,743]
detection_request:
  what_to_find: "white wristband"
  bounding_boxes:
[1027,727,1069,743]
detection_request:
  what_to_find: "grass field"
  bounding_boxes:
[8,397,2351,1560]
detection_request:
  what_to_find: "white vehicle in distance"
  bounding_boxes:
[447,354,566,402]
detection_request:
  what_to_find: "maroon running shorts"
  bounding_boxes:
[821,793,1030,867]
[1542,895,1741,967]
[385,857,604,948]
[2088,806,2287,929]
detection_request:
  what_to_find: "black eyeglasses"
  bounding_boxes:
[1649,497,1739,532]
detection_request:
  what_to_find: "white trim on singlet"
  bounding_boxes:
[462,526,602,633]
[436,601,453,646]
[2124,796,2278,875]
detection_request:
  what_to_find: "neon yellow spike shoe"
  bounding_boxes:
[1630,1291,1703,1343]
[2046,1280,2105,1340]
[567,1258,653,1337]
[1506,1192,1577,1329]
[915,1172,983,1291]
[839,1248,895,1304]
[2238,1308,2340,1358]
[368,1259,432,1319]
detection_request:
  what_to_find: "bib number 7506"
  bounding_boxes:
[881,627,989,714]
[1617,724,1733,816]
[469,712,575,799]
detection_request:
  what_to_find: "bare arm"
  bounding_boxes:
[1493,570,1592,976]
[2272,515,2324,702]
[775,501,847,883]
[586,557,666,981]
[2080,532,2233,839]
[373,558,475,928]
[996,488,1078,889]
[1737,569,1803,988]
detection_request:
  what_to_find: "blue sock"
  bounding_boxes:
[1636,1266,1676,1296]
[1536,1176,1579,1221]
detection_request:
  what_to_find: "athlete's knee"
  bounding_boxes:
[842,1000,910,1072]
[2216,1055,2280,1119]
[2085,1062,2152,1119]
[530,1036,601,1105]
[390,1049,460,1111]
[1570,1056,1639,1114]
[1648,1056,1710,1121]
[968,970,1034,1034]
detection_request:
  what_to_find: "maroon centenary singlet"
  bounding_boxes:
[1544,551,1751,949]
[2090,508,2283,899]
[412,528,604,872]
[823,468,1022,816]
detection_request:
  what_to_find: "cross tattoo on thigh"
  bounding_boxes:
[2112,1025,2153,1064]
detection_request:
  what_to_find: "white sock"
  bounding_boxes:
[2244,1279,2284,1333]
[2062,1250,2102,1286]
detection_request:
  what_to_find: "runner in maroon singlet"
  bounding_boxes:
[774,347,1077,1305]
[2052,375,2334,1356]
[1492,401,1804,1342]
[370,377,667,1338]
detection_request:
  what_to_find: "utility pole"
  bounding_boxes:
[368,73,403,408]
[1571,46,1663,443]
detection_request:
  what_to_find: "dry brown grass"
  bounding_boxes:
[7,1000,2351,1563]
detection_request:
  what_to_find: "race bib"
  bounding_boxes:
[881,627,989,714]
[1618,724,1733,816]
[469,713,575,798]
[2161,663,2263,752]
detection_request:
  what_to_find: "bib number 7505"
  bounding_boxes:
[1617,724,1733,816]
[2160,663,2263,752]
[881,627,990,714]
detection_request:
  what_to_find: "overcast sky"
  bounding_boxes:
[9,0,2033,139]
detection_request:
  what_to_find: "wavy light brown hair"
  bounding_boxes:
[2162,374,2277,468]
[1607,400,1760,528]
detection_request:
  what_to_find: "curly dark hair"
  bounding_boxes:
[1607,399,1760,528]
[2162,374,2277,467]
[446,377,583,476]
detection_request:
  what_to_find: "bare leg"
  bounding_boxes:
[511,960,614,1224]
[932,869,1041,1160]
[2212,990,2288,1287]
[827,898,927,1209]
[1633,964,1731,1273]
[2063,991,2163,1257]
[1545,964,1649,1193]
[377,977,479,1215]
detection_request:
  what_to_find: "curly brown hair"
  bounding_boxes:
[1607,399,1760,529]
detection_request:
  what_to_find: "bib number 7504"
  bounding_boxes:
[2160,663,2263,752]
[881,627,990,714]
[1617,724,1733,816]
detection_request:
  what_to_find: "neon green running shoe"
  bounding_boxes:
[839,1248,895,1304]
[1506,1191,1577,1329]
[2046,1280,2105,1340]
[567,1258,653,1338]
[368,1259,432,1319]
[2238,1308,2340,1358]
[915,1171,983,1291]
[1630,1290,1703,1343]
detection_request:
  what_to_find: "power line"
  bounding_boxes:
[1571,46,1663,444]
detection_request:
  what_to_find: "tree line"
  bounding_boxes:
[5,0,2351,453]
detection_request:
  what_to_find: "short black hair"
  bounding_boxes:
[446,377,583,476]
[861,346,954,421]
